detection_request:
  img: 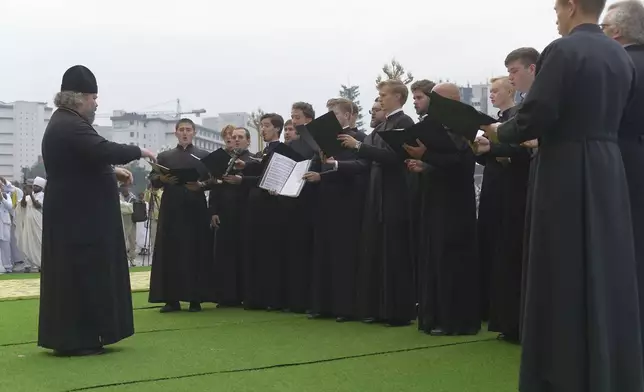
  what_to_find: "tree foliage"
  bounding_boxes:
[375,58,414,85]
[125,162,150,196]
[247,107,266,150]
[339,85,364,129]
[23,156,46,183]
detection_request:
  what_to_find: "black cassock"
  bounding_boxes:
[148,144,214,304]
[354,111,416,324]
[39,108,141,351]
[241,141,286,310]
[309,147,368,319]
[208,150,252,306]
[280,138,317,313]
[497,24,643,392]
[417,118,479,335]
[619,43,644,355]
[476,106,530,340]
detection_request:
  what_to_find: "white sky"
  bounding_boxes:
[0,0,618,127]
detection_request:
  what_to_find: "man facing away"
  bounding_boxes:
[482,0,644,389]
[601,0,644,364]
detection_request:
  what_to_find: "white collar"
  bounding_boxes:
[386,108,403,118]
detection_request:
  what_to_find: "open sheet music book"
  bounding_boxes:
[259,152,312,197]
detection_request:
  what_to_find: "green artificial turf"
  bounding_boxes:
[0,292,520,392]
[0,267,152,281]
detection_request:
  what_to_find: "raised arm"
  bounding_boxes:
[68,119,142,165]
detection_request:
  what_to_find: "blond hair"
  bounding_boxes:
[328,98,353,115]
[490,76,515,95]
[220,124,236,139]
[377,79,409,105]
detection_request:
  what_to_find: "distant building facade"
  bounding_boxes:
[202,112,259,153]
[0,101,53,180]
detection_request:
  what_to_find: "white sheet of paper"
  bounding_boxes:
[259,153,295,193]
[476,130,484,138]
[280,160,311,197]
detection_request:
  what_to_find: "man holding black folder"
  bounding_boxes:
[406,83,480,337]
[148,118,214,313]
[337,79,416,326]
[305,98,368,322]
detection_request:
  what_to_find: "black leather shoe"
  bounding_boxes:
[189,302,202,312]
[429,327,448,336]
[362,317,378,324]
[336,317,351,323]
[160,302,181,313]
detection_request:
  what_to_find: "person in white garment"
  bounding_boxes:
[15,177,45,270]
[119,184,137,266]
[8,180,27,271]
[0,180,14,273]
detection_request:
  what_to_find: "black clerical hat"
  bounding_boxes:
[61,65,98,94]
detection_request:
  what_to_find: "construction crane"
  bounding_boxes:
[95,98,206,119]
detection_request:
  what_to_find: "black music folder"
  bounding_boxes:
[378,117,464,158]
[427,91,497,141]
[304,112,347,158]
[196,148,233,179]
[149,163,200,185]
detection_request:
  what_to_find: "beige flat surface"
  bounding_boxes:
[0,271,151,300]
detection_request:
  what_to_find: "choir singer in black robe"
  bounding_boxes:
[405,83,480,337]
[148,119,214,313]
[602,0,644,361]
[39,65,156,356]
[240,113,286,310]
[483,2,644,389]
[208,127,252,307]
[473,76,529,343]
[304,98,368,322]
[338,79,416,326]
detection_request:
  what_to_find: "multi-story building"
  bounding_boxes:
[0,101,53,180]
[107,111,225,157]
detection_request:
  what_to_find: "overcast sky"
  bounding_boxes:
[0,0,615,127]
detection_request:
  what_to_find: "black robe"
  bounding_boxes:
[353,110,416,323]
[497,24,643,392]
[309,148,368,318]
[208,150,252,306]
[417,118,480,335]
[477,107,530,339]
[148,144,214,304]
[39,108,142,351]
[280,138,317,313]
[620,43,644,358]
[241,141,286,309]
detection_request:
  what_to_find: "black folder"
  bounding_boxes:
[377,117,463,158]
[295,125,321,154]
[198,148,234,179]
[303,112,347,158]
[150,163,200,185]
[427,91,497,141]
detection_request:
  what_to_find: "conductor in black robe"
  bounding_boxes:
[602,0,644,362]
[305,99,368,322]
[240,113,287,310]
[39,65,155,356]
[208,127,253,307]
[405,83,480,336]
[474,77,530,342]
[148,119,214,313]
[483,6,644,390]
[338,80,416,326]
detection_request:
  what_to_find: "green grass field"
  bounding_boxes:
[0,282,520,391]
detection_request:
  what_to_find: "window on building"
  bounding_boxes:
[130,132,134,137]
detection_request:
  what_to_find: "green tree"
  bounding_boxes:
[375,58,414,85]
[24,156,46,182]
[339,85,364,129]
[247,108,265,151]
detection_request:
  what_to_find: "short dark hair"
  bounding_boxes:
[504,47,540,68]
[562,0,606,16]
[175,118,195,131]
[410,79,436,97]
[233,126,251,140]
[285,119,293,127]
[260,113,284,133]
[291,102,315,120]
